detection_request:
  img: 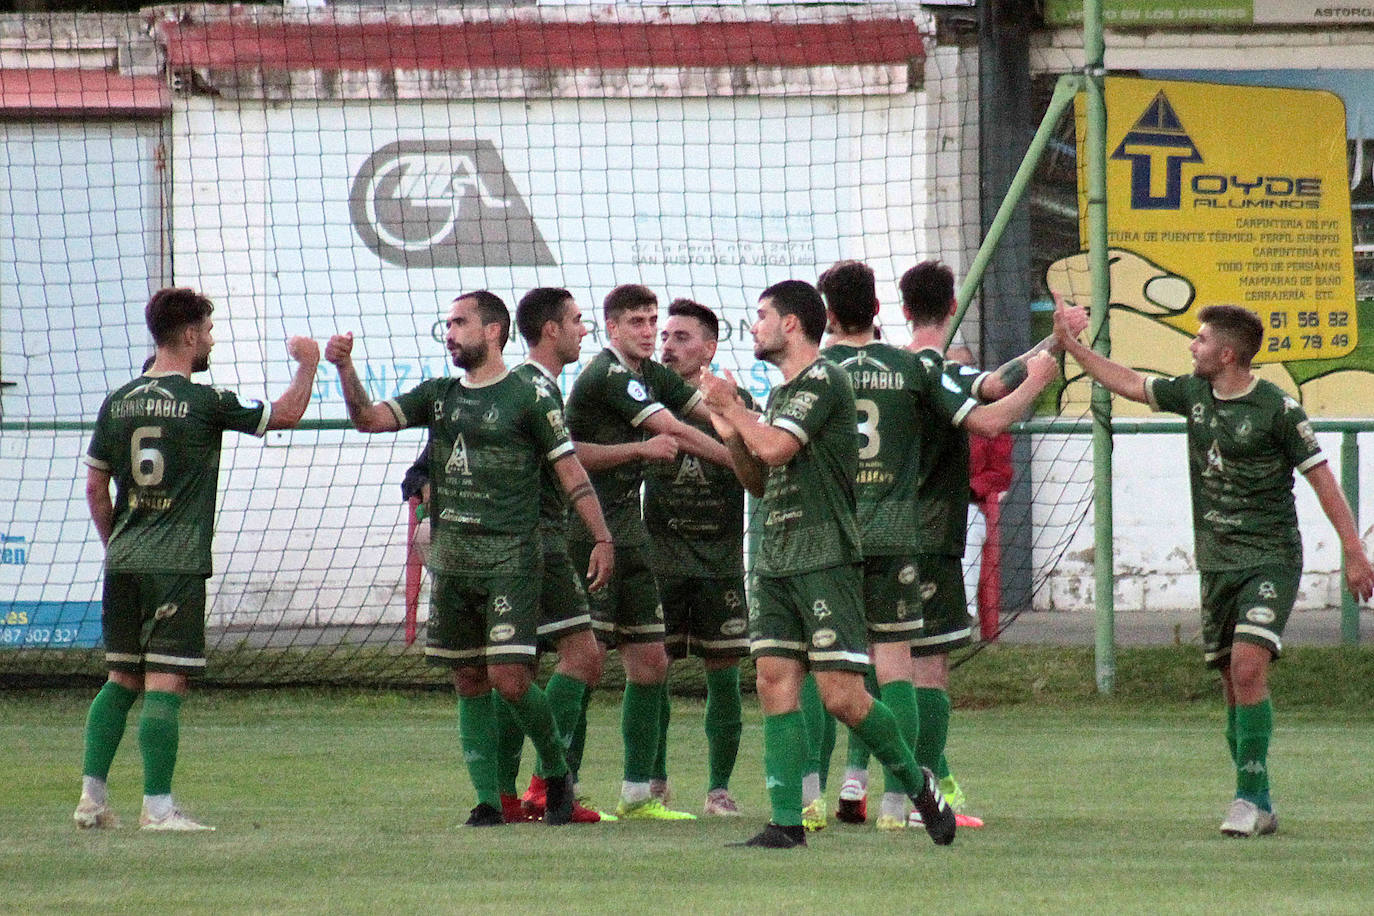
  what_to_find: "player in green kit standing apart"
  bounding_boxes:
[646,298,757,817]
[76,287,320,831]
[818,260,1061,830]
[326,291,614,827]
[699,279,956,849]
[565,284,733,820]
[1054,297,1374,837]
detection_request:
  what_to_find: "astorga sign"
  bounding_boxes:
[349,140,555,268]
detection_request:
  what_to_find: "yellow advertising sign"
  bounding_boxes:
[1078,77,1357,362]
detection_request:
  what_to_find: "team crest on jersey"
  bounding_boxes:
[1257,581,1278,600]
[724,589,743,611]
[1246,606,1276,625]
[482,406,501,425]
[805,364,829,381]
[492,595,513,616]
[445,435,472,476]
[1191,404,1206,424]
[812,628,837,648]
[811,599,831,620]
[627,380,649,402]
[1235,417,1253,440]
[530,376,554,399]
[673,455,709,486]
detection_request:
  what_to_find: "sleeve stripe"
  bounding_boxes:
[383,399,407,427]
[252,402,270,438]
[1297,453,1327,474]
[546,441,576,462]
[772,417,809,445]
[1143,376,1162,412]
[682,389,704,414]
[630,403,666,428]
[951,398,978,427]
[969,370,993,400]
[83,455,110,471]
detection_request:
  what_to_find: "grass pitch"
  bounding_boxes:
[5,649,1374,914]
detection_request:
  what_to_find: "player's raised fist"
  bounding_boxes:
[325,333,355,366]
[287,336,321,366]
[1026,348,1059,384]
[641,433,679,463]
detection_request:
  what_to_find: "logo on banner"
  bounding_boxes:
[350,140,555,268]
[1110,92,1202,211]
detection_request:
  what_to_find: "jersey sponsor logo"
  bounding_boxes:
[111,380,190,420]
[811,599,831,621]
[778,390,818,422]
[438,508,482,524]
[445,435,472,477]
[1203,441,1226,476]
[627,380,649,402]
[919,581,938,602]
[489,623,516,642]
[349,140,554,269]
[153,602,178,621]
[493,595,513,616]
[720,617,747,637]
[1296,419,1318,450]
[812,628,837,648]
[898,564,917,585]
[673,455,709,487]
[1246,605,1277,625]
[546,408,568,440]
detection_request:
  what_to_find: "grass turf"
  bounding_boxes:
[5,648,1374,914]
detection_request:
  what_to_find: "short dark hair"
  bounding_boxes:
[817,260,877,333]
[1198,304,1263,365]
[516,287,573,347]
[899,260,955,327]
[457,290,511,350]
[146,287,214,347]
[760,279,826,345]
[604,284,658,324]
[667,298,719,340]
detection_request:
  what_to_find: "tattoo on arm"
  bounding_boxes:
[568,482,596,504]
[994,356,1029,391]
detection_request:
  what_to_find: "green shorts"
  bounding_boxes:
[658,575,750,661]
[1200,563,1299,668]
[910,553,973,657]
[749,564,868,673]
[537,545,593,648]
[570,541,664,648]
[861,554,925,644]
[101,572,208,675]
[427,563,543,668]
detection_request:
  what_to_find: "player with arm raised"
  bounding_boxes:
[645,298,757,817]
[1055,296,1373,838]
[699,279,955,849]
[75,287,319,832]
[326,290,612,828]
[564,283,731,820]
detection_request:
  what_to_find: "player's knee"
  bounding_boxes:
[488,665,534,702]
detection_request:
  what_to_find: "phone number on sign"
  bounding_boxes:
[0,626,84,646]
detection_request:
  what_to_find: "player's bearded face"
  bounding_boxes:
[446,298,488,370]
[752,301,785,363]
[555,300,586,364]
[1189,325,1225,380]
[190,318,213,372]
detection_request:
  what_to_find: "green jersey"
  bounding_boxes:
[387,370,574,576]
[564,347,701,546]
[755,357,862,577]
[823,342,976,556]
[512,360,573,550]
[1146,374,1324,571]
[911,349,987,557]
[84,372,269,575]
[643,384,757,578]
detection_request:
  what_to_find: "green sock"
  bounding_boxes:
[1235,699,1274,810]
[844,668,877,772]
[503,684,568,779]
[83,681,138,781]
[879,681,921,797]
[915,686,951,773]
[138,691,182,797]
[800,674,829,785]
[544,672,587,771]
[763,710,806,827]
[936,754,951,782]
[457,693,502,809]
[652,682,671,783]
[852,699,923,798]
[567,688,592,783]
[493,692,525,791]
[622,682,662,783]
[704,666,742,792]
[1225,704,1239,765]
